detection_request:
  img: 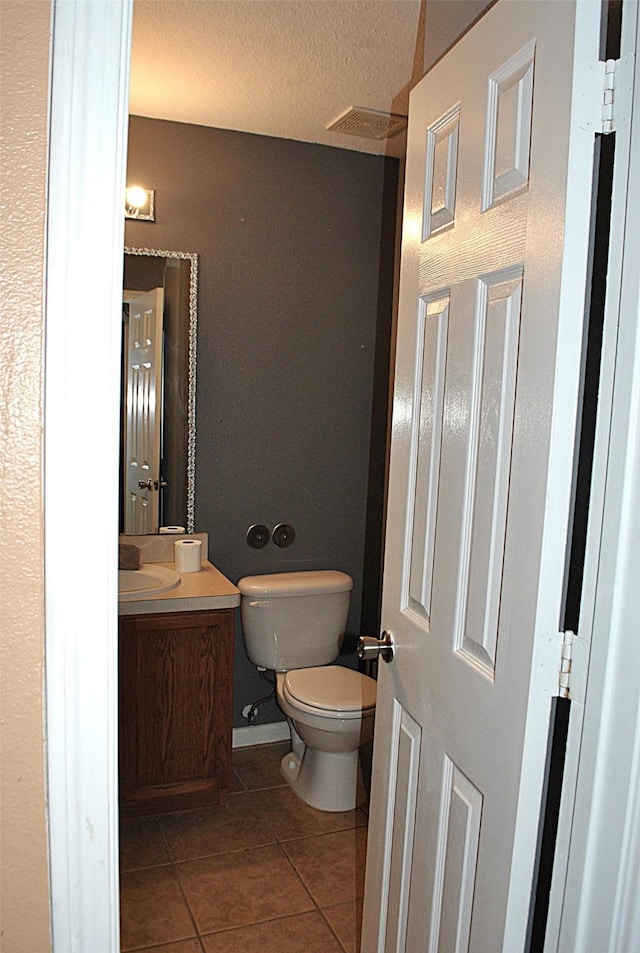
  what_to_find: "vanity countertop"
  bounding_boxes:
[118,559,240,616]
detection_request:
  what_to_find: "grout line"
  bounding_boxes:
[119,857,174,873]
[118,816,173,874]
[125,939,205,953]
[196,909,347,946]
[224,781,287,798]
[160,837,279,865]
[171,857,205,948]
[317,906,352,953]
[272,813,369,846]
[230,766,248,790]
[158,813,174,864]
[275,840,324,915]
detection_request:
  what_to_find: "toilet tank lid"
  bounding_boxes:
[238,570,353,597]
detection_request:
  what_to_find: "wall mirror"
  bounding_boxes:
[121,246,198,534]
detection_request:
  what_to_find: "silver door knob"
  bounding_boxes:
[357,631,394,664]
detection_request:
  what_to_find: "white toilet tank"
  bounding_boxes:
[238,570,353,671]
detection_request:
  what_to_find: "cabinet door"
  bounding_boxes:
[119,609,234,816]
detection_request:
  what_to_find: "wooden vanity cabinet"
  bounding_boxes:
[119,608,234,817]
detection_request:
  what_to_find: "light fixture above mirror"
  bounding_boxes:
[125,185,155,221]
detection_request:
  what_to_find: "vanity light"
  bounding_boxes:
[125,185,155,221]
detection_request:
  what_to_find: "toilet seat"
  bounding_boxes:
[282,665,376,720]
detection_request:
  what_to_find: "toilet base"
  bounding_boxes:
[280,746,366,813]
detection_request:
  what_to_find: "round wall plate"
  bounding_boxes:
[272,523,296,548]
[246,524,270,548]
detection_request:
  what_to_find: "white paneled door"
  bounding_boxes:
[124,287,164,534]
[361,2,604,950]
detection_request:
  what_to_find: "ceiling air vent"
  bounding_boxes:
[327,107,407,141]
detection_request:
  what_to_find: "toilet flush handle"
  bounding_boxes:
[357,631,394,664]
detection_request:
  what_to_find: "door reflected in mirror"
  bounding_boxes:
[121,247,198,534]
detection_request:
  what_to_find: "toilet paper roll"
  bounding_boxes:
[174,538,202,573]
[160,525,186,534]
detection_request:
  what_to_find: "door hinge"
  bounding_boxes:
[601,59,617,133]
[600,56,635,134]
[558,630,575,698]
[557,629,589,704]
[578,55,634,136]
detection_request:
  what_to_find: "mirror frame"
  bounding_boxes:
[124,245,198,533]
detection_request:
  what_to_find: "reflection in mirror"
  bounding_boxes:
[121,247,198,534]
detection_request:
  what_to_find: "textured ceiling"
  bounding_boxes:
[129,0,424,157]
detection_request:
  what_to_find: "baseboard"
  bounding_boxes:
[232,721,290,749]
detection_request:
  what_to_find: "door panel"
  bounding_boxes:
[408,293,449,620]
[381,702,422,953]
[484,42,535,207]
[124,287,163,534]
[431,759,482,953]
[455,269,522,676]
[362,2,600,950]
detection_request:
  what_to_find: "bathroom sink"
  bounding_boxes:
[118,563,181,600]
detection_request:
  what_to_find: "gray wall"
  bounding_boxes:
[125,117,398,726]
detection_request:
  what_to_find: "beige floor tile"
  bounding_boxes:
[232,740,290,790]
[160,790,277,861]
[119,742,372,949]
[119,816,171,871]
[322,899,364,953]
[201,910,344,952]
[261,786,367,842]
[177,844,315,934]
[283,828,368,908]
[119,866,196,951]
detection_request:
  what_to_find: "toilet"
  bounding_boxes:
[238,570,376,812]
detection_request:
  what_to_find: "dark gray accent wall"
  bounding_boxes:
[125,117,398,726]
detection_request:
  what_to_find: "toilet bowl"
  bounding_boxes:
[276,666,376,812]
[237,570,377,812]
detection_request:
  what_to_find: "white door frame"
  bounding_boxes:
[548,2,640,947]
[44,1,639,950]
[45,1,132,949]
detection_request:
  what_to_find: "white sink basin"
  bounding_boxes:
[118,563,181,600]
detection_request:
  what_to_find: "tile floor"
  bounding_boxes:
[119,741,368,952]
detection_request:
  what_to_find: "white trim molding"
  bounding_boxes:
[553,2,640,949]
[45,1,132,950]
[232,721,290,749]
